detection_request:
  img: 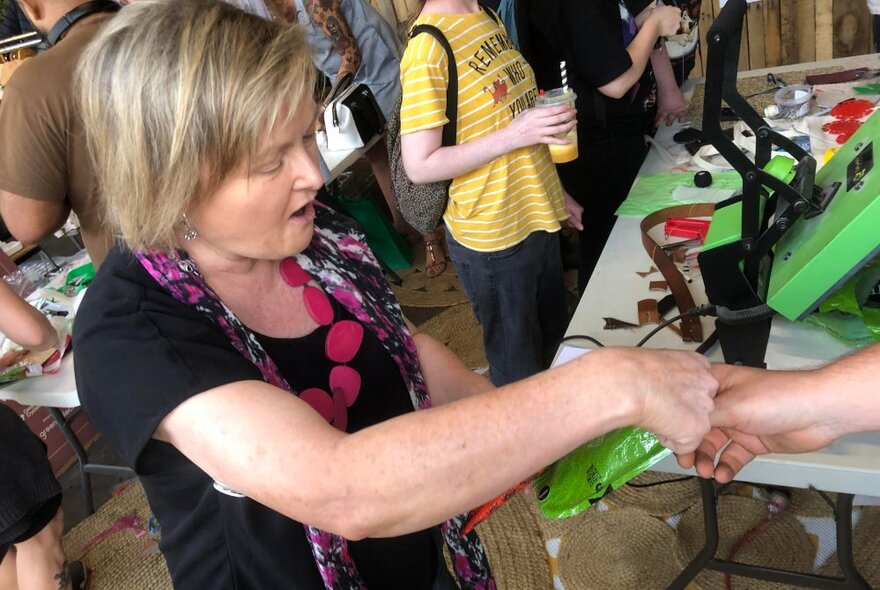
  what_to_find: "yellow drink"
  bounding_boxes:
[536,87,578,164]
[548,131,578,164]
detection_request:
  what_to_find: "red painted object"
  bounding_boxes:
[822,98,876,144]
[664,217,711,242]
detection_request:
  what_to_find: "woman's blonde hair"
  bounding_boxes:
[77,0,316,251]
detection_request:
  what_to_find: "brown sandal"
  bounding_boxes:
[424,233,448,278]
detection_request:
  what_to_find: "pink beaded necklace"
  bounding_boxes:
[280,257,364,431]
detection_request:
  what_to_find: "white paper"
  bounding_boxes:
[671,186,737,204]
[552,345,592,367]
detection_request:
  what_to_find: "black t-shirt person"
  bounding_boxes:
[74,247,441,589]
[517,0,658,143]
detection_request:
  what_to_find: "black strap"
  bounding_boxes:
[409,25,458,147]
[46,0,120,45]
[409,9,503,147]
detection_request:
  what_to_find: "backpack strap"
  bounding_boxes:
[409,24,458,147]
[482,4,502,25]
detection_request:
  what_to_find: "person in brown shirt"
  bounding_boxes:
[0,0,120,269]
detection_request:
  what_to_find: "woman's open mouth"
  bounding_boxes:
[290,202,315,223]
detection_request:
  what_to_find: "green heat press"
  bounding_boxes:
[695,0,880,367]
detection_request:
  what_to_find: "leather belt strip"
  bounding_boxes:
[639,203,716,343]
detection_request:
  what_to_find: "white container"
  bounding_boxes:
[774,84,812,119]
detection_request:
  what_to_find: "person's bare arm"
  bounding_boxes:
[650,45,687,127]
[157,347,716,539]
[305,0,362,82]
[679,345,880,483]
[401,104,574,184]
[0,189,70,245]
[0,281,58,351]
[408,319,493,405]
[598,6,682,99]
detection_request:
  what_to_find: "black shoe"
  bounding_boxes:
[67,560,88,590]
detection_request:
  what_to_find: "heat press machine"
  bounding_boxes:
[695,0,880,369]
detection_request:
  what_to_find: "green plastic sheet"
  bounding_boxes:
[532,426,671,519]
[805,257,880,345]
[616,170,743,216]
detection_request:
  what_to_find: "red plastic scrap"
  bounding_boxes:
[664,218,711,242]
[822,98,876,144]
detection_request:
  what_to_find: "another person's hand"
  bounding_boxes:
[502,104,576,151]
[562,191,583,231]
[655,84,688,128]
[676,364,845,483]
[602,348,717,454]
[648,5,684,37]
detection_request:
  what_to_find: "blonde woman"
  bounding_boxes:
[399,0,584,387]
[73,1,717,587]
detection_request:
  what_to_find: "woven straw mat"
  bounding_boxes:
[63,481,172,590]
[416,303,487,370]
[390,240,468,308]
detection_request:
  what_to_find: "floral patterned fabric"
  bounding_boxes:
[135,204,495,590]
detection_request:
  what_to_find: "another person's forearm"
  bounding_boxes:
[650,45,678,93]
[814,344,880,436]
[412,331,494,405]
[599,20,660,99]
[0,283,57,350]
[401,128,520,184]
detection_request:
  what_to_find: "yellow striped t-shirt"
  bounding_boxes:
[399,9,568,252]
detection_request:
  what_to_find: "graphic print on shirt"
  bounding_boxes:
[483,76,509,104]
[467,25,532,113]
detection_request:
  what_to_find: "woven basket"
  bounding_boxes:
[675,495,816,590]
[557,508,684,590]
[473,491,552,590]
[604,472,702,517]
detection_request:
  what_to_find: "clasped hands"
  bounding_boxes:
[673,362,844,484]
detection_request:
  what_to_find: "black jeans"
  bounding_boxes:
[445,229,569,386]
[558,134,650,295]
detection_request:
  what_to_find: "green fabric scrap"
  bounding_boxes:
[616,170,742,216]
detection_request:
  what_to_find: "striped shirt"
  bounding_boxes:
[399,9,567,252]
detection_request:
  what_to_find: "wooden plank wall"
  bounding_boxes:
[370,0,877,75]
[692,0,875,76]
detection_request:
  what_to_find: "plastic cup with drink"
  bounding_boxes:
[536,87,578,164]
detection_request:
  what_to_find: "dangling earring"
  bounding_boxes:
[182,214,198,241]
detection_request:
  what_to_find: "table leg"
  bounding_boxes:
[668,478,719,590]
[835,493,871,588]
[46,408,135,517]
[668,481,872,589]
[47,407,95,515]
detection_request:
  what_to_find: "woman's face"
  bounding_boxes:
[187,103,323,262]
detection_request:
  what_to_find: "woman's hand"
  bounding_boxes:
[647,5,684,37]
[501,104,576,152]
[601,348,717,455]
[563,190,583,231]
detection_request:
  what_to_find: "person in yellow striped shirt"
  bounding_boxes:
[400,0,582,386]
